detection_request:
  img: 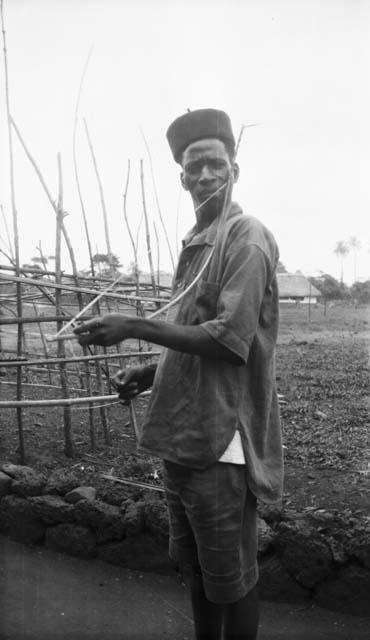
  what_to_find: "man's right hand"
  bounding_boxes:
[113,364,156,402]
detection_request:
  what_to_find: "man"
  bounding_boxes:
[75,108,283,640]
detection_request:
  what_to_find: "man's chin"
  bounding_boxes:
[196,197,226,214]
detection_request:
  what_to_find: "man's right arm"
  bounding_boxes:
[114,363,157,401]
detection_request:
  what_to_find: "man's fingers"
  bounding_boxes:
[73,318,102,335]
[76,334,97,347]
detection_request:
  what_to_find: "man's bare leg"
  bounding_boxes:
[223,586,259,640]
[190,567,223,640]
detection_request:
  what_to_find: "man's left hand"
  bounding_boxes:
[73,313,134,347]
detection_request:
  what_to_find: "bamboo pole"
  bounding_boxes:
[32,305,52,386]
[0,272,165,304]
[0,350,160,368]
[8,118,104,445]
[0,315,95,325]
[0,395,119,408]
[0,263,152,288]
[55,153,74,457]
[1,0,25,462]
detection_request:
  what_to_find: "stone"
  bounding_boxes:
[64,486,96,504]
[44,468,80,496]
[258,555,310,602]
[144,499,169,541]
[348,541,370,569]
[315,564,370,616]
[124,500,146,537]
[97,484,131,506]
[257,517,276,556]
[98,533,172,574]
[0,494,45,544]
[74,499,125,543]
[46,523,96,558]
[0,470,12,497]
[0,464,45,497]
[0,463,34,478]
[28,495,75,525]
[257,502,283,525]
[275,521,333,588]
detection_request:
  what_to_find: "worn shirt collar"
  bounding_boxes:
[182,201,243,249]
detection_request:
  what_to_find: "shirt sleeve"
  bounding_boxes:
[201,240,274,363]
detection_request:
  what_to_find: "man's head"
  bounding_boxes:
[166,109,239,219]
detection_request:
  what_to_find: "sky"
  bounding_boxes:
[0,0,369,283]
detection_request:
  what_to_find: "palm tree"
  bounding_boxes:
[348,236,361,283]
[334,241,349,285]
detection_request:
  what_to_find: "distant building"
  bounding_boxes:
[139,271,173,289]
[277,273,321,304]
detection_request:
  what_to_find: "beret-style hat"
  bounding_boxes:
[166,108,235,163]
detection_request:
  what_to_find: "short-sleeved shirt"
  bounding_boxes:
[139,202,283,503]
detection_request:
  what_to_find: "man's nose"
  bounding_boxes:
[198,164,215,182]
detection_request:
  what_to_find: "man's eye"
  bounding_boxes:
[186,163,202,174]
[209,160,226,170]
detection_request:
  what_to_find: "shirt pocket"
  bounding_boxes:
[194,279,220,323]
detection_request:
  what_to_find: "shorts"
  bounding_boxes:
[163,460,258,604]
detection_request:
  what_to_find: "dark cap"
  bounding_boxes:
[166,108,235,163]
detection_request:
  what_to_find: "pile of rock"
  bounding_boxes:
[1,462,369,616]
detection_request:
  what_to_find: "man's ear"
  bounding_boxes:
[233,162,240,184]
[180,171,189,191]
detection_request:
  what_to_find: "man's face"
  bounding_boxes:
[180,138,239,215]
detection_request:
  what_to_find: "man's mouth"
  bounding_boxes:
[198,189,221,199]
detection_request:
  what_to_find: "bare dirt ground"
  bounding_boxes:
[0,302,369,516]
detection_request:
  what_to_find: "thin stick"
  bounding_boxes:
[0,203,14,261]
[45,271,127,339]
[10,117,80,277]
[153,221,160,288]
[1,0,25,462]
[36,240,49,273]
[140,159,156,296]
[122,159,145,352]
[129,402,140,440]
[83,118,114,272]
[140,127,175,270]
[175,185,182,259]
[0,245,15,265]
[122,160,140,296]
[101,473,165,494]
[73,47,95,277]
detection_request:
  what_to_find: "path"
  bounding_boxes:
[0,536,369,640]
